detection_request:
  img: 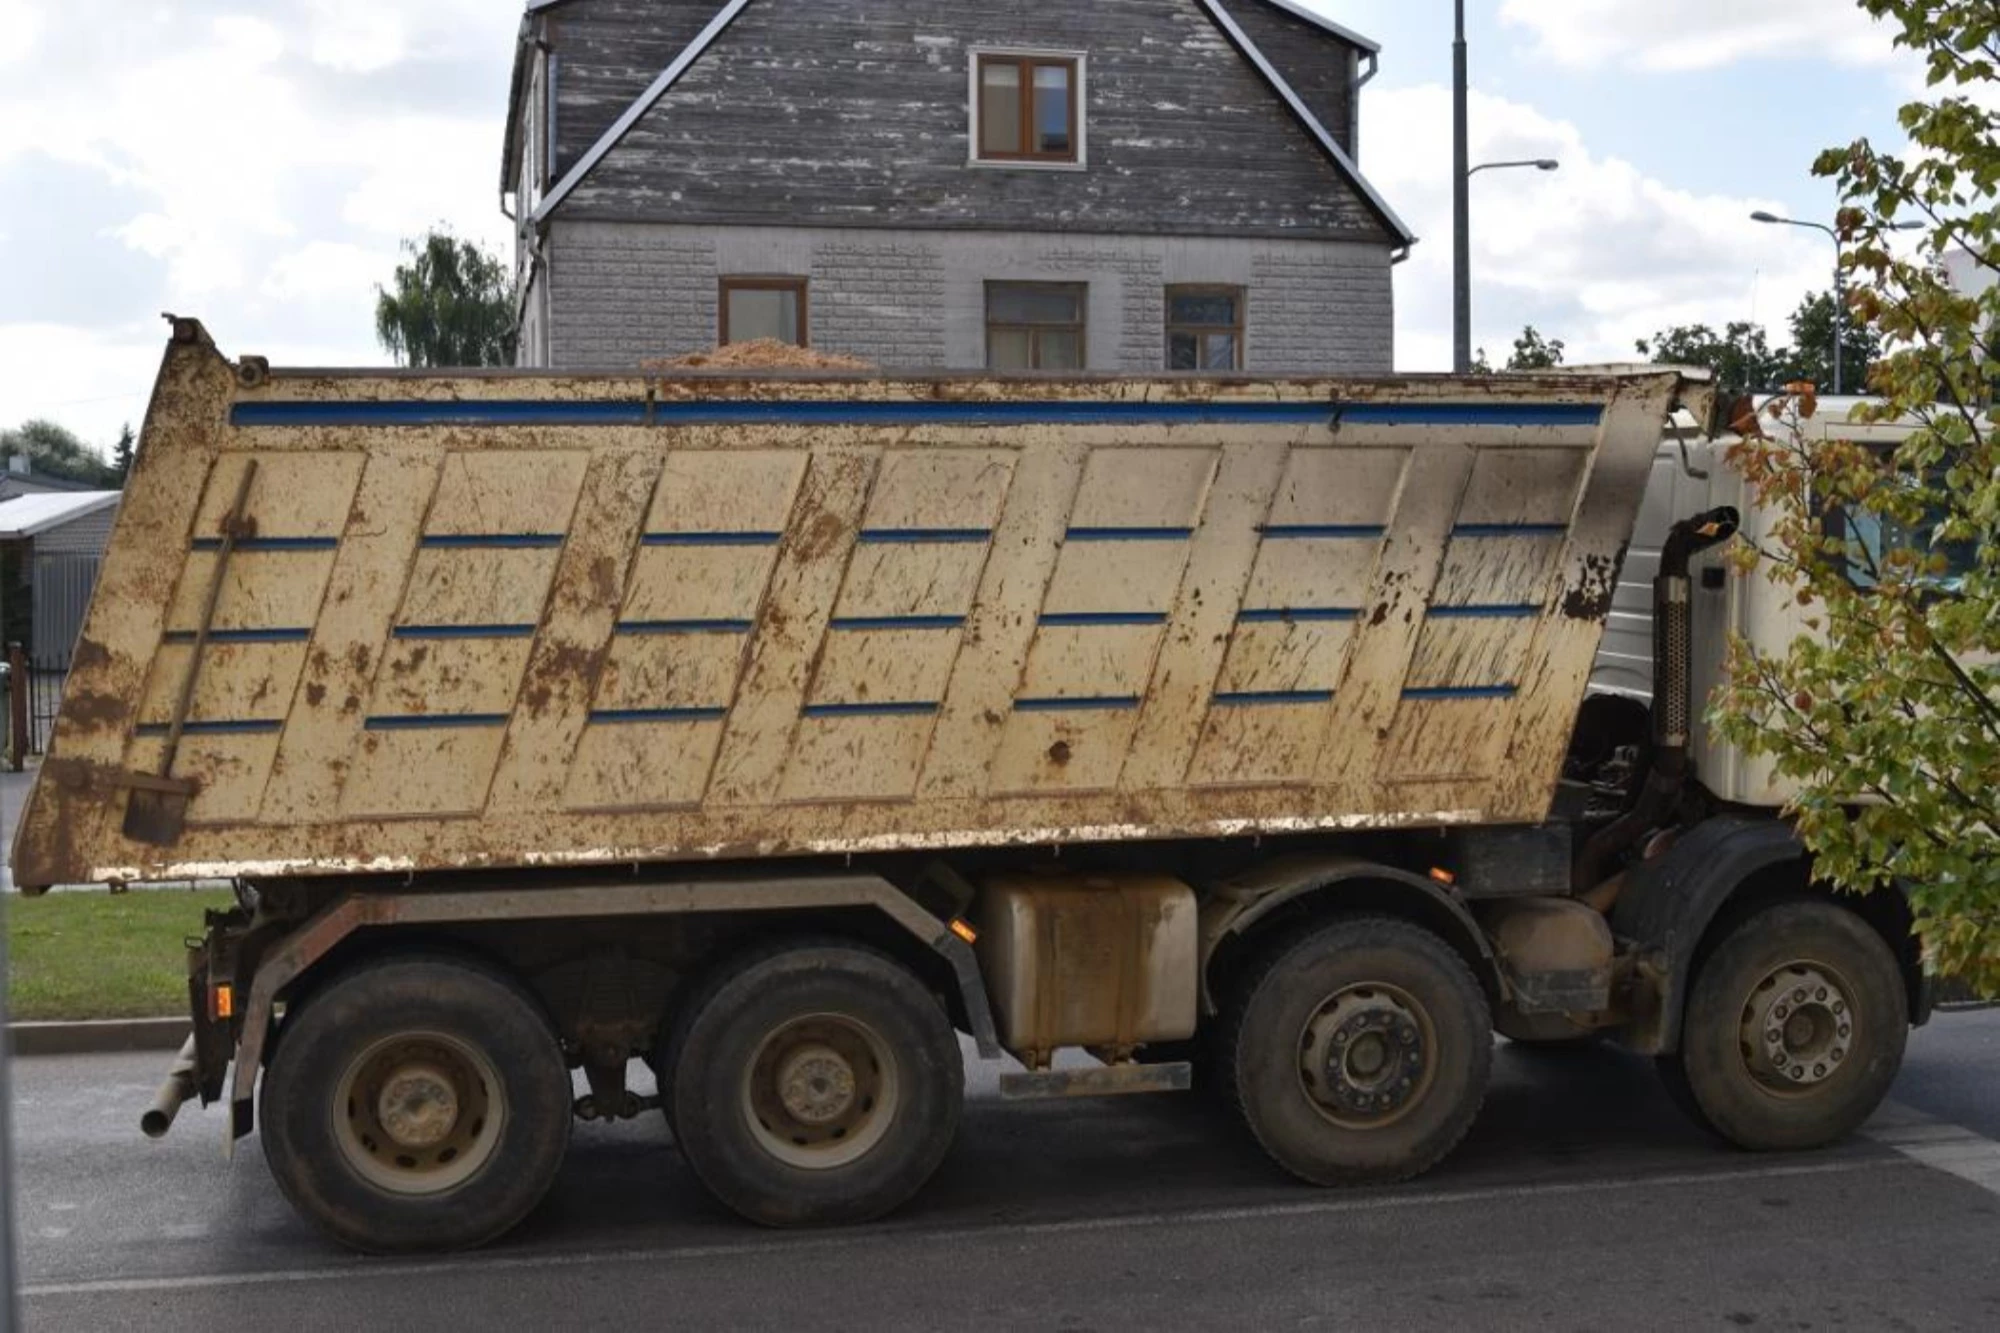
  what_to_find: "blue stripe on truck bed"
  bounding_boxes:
[231,400,1606,429]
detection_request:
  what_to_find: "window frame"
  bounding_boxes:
[985,281,1088,372]
[969,49,1087,170]
[718,276,810,348]
[1165,285,1247,372]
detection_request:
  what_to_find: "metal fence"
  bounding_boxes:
[7,552,102,757]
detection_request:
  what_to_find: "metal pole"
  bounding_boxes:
[1,892,19,1329]
[6,643,24,774]
[1833,251,1846,396]
[1452,0,1472,374]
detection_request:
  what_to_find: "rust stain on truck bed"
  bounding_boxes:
[6,321,1702,889]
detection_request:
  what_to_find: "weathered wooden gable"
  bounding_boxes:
[541,0,1393,242]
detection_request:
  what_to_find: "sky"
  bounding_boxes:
[0,0,1938,457]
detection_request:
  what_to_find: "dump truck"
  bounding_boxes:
[10,319,1929,1254]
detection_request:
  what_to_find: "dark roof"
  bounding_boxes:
[506,0,1411,249]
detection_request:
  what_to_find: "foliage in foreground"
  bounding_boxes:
[1714,0,2000,995]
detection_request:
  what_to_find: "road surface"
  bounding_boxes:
[11,1011,2000,1330]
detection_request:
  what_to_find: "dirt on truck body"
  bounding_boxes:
[8,320,1929,1256]
[15,321,1671,886]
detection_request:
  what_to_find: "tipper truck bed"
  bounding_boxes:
[10,320,1930,1252]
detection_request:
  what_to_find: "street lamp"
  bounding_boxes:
[1452,1,1561,372]
[1750,211,1924,394]
[1454,158,1561,373]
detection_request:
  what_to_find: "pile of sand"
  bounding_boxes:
[645,340,875,371]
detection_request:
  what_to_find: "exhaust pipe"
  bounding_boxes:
[1574,507,1740,891]
[140,1036,200,1140]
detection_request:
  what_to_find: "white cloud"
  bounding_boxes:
[0,0,41,67]
[1499,0,1903,73]
[0,0,517,444]
[1367,85,1836,371]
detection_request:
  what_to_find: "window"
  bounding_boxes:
[987,283,1086,371]
[974,53,1081,164]
[720,277,808,346]
[1166,287,1244,371]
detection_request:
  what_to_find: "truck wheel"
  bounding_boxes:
[1662,901,1906,1151]
[1221,916,1492,1186]
[665,940,962,1228]
[259,954,572,1254]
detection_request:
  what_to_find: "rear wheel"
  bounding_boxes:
[665,940,962,1228]
[259,954,572,1254]
[1661,902,1907,1151]
[1222,916,1492,1186]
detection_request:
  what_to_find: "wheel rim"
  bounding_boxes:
[742,1013,900,1171]
[332,1032,505,1196]
[1738,960,1857,1094]
[1298,982,1437,1129]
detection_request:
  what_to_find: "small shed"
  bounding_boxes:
[0,489,122,666]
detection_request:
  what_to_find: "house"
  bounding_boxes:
[0,456,101,503]
[0,490,121,672]
[501,0,1411,375]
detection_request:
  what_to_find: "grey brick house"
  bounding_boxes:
[502,0,1411,374]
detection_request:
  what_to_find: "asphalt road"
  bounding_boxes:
[9,1011,2000,1331]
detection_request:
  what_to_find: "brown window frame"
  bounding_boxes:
[974,53,1081,164]
[719,276,810,347]
[985,281,1087,372]
[1165,285,1246,372]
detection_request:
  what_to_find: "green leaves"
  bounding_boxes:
[374,230,518,369]
[1715,0,2000,999]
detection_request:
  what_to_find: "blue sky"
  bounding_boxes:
[1318,0,1926,369]
[0,0,1938,452]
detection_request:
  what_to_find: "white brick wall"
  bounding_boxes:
[543,221,1393,374]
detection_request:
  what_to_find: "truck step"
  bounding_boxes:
[999,1061,1192,1101]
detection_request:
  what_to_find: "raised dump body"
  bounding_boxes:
[11,320,1694,889]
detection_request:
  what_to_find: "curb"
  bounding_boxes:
[7,1017,190,1057]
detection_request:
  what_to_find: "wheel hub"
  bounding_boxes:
[1740,963,1853,1090]
[777,1045,858,1126]
[332,1033,502,1196]
[1302,986,1431,1124]
[377,1064,460,1149]
[744,1015,900,1171]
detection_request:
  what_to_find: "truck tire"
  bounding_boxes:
[258,953,572,1254]
[1660,901,1906,1151]
[1221,915,1492,1187]
[665,940,962,1228]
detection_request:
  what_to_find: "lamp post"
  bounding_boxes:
[1452,2,1561,372]
[1750,211,1924,394]
[1454,157,1559,374]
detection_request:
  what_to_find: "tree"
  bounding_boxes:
[1635,321,1793,395]
[111,424,135,483]
[375,229,518,368]
[1505,326,1565,371]
[1713,0,2000,995]
[0,420,117,486]
[1787,290,1885,394]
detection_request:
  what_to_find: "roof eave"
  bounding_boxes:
[1199,0,1415,249]
[1251,0,1381,54]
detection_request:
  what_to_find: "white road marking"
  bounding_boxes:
[1865,1099,2000,1198]
[20,1155,1911,1300]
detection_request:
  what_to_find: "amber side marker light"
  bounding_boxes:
[1429,867,1457,886]
[949,919,979,945]
[210,982,235,1021]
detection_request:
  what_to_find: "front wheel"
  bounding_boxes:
[1662,901,1907,1151]
[1221,916,1493,1187]
[664,940,963,1228]
[258,954,573,1254]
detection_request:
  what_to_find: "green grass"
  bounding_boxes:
[5,889,234,1022]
